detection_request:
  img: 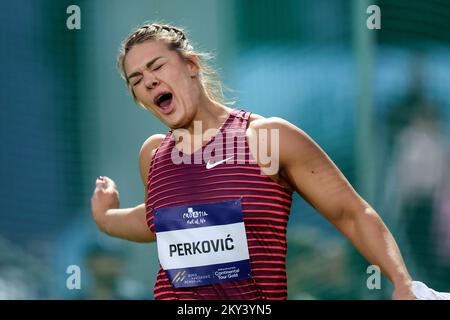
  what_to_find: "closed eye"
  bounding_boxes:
[129,63,164,86]
[152,64,164,71]
[132,78,142,86]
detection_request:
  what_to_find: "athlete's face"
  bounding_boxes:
[124,40,200,128]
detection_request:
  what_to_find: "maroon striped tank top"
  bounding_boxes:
[145,109,293,300]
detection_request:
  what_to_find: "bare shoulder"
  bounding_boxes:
[247,113,297,131]
[139,134,166,185]
[246,113,317,172]
[139,134,166,157]
[247,113,307,141]
[246,113,306,187]
[247,112,265,128]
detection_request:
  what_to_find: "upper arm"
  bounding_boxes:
[139,134,165,196]
[254,118,369,225]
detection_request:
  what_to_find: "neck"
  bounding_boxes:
[171,94,234,155]
[182,94,233,136]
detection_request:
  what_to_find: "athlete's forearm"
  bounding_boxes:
[101,204,156,243]
[340,207,412,290]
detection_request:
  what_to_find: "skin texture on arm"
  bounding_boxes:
[247,116,415,299]
[90,134,165,243]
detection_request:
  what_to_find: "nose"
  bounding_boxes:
[143,70,159,89]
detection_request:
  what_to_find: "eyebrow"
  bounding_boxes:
[126,56,163,82]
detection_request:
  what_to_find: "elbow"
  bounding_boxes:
[93,212,112,236]
[336,205,379,236]
[94,218,108,234]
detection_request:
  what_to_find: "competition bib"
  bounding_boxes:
[154,199,252,288]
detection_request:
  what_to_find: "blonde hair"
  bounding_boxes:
[117,23,226,105]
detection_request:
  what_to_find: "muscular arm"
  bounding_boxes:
[91,134,165,243]
[249,117,414,298]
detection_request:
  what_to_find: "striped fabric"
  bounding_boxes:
[145,109,293,300]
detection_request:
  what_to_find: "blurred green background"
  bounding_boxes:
[1,0,450,299]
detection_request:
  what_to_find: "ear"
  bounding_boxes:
[185,55,200,78]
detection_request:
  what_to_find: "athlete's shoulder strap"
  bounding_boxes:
[230,109,252,130]
[151,130,174,160]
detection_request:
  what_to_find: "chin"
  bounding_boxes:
[167,117,188,130]
[167,107,196,129]
[162,112,186,129]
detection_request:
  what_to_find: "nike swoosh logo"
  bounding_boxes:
[206,156,234,169]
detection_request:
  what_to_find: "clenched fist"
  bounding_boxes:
[91,176,120,231]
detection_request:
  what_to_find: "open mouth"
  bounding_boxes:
[154,92,173,109]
